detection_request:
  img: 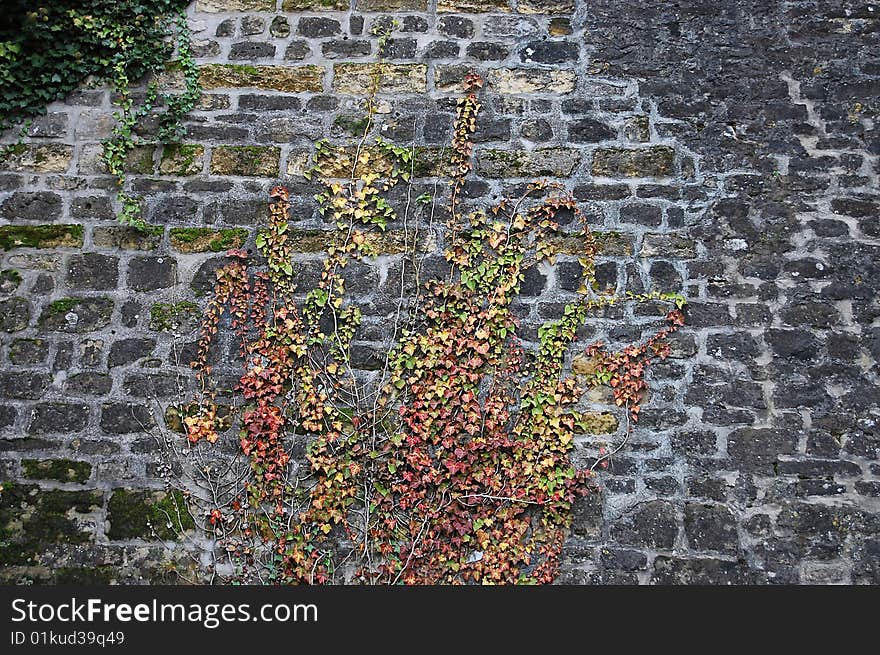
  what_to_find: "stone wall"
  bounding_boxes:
[0,0,878,584]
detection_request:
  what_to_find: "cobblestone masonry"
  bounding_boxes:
[0,0,878,584]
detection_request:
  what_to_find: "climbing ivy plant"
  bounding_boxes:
[164,73,687,585]
[0,1,200,226]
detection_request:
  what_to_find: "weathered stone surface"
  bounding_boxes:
[91,226,163,250]
[108,338,156,367]
[38,297,113,332]
[298,17,341,37]
[727,428,797,472]
[66,372,113,396]
[0,144,72,172]
[611,500,677,549]
[0,372,51,400]
[1,0,877,586]
[437,0,509,11]
[200,65,323,92]
[334,63,427,94]
[0,297,30,332]
[282,0,347,8]
[149,302,200,332]
[127,256,177,291]
[66,253,119,290]
[100,402,156,434]
[159,144,204,176]
[592,147,676,177]
[357,0,427,9]
[486,68,576,94]
[685,503,739,553]
[210,146,280,177]
[0,191,62,222]
[0,484,102,565]
[28,402,90,434]
[8,338,49,365]
[652,557,755,585]
[520,40,579,64]
[475,148,580,177]
[640,234,696,259]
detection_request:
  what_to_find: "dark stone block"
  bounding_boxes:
[620,203,662,226]
[685,503,739,553]
[71,196,114,221]
[66,253,119,291]
[127,257,177,291]
[423,40,459,59]
[100,403,156,434]
[520,266,547,296]
[65,372,112,396]
[28,403,90,434]
[520,40,579,64]
[727,428,796,472]
[438,16,474,39]
[0,372,51,399]
[8,339,49,365]
[568,119,615,143]
[570,491,603,539]
[297,17,341,38]
[0,192,62,222]
[611,500,677,549]
[229,41,275,59]
[123,373,188,399]
[467,42,509,61]
[106,489,192,540]
[109,338,156,367]
[652,557,755,585]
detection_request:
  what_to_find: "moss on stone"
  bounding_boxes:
[547,231,633,257]
[0,268,21,291]
[0,483,101,565]
[160,144,205,176]
[125,146,156,174]
[22,459,92,484]
[275,228,430,256]
[200,64,323,92]
[55,566,115,584]
[170,227,247,253]
[107,489,194,540]
[149,301,200,332]
[574,411,619,435]
[44,297,80,316]
[38,297,113,332]
[0,224,84,250]
[210,145,280,177]
[333,114,370,137]
[591,146,675,178]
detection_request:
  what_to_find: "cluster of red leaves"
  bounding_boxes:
[585,309,685,422]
